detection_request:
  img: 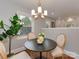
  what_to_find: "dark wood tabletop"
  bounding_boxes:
[24,38,57,52]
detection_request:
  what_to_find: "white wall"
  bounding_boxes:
[41,28,79,54]
[0,0,19,25]
[33,17,55,35]
[33,18,47,35]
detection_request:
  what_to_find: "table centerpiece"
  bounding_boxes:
[37,32,45,44]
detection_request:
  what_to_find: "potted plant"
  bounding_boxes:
[0,14,23,57]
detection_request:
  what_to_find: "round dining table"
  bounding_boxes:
[24,38,57,59]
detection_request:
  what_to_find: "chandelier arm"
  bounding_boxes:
[38,0,42,6]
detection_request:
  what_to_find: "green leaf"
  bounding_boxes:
[0,14,22,38]
[0,34,4,41]
[13,14,19,21]
[12,23,22,35]
[6,29,13,35]
[6,22,22,35]
[9,26,16,35]
[11,20,18,25]
[10,20,21,26]
[38,32,45,37]
[0,20,4,28]
[2,32,7,38]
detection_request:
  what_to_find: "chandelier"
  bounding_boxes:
[31,0,47,18]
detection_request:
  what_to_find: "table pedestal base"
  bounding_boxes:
[35,56,47,59]
[35,52,47,59]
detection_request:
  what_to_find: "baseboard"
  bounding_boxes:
[7,47,79,59]
[7,47,26,54]
[64,50,79,59]
[12,47,26,53]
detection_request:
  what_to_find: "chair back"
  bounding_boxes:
[27,32,36,40]
[56,34,67,48]
[0,41,6,53]
[0,49,7,59]
[0,41,7,59]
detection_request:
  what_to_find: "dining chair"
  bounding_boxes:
[0,41,6,53]
[0,48,7,59]
[0,41,31,59]
[0,41,7,59]
[27,32,36,40]
[51,34,67,59]
[27,32,37,56]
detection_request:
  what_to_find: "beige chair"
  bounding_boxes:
[0,41,7,59]
[27,32,36,56]
[0,41,31,59]
[51,34,67,59]
[27,32,36,40]
[0,41,6,53]
[0,48,7,59]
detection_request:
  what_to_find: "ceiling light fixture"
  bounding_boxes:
[31,0,47,19]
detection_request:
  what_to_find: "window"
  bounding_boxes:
[18,16,32,35]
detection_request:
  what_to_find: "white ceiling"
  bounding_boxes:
[7,0,79,18]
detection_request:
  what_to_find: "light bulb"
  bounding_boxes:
[34,15,38,18]
[38,6,42,13]
[44,10,47,16]
[31,9,36,15]
[41,14,44,18]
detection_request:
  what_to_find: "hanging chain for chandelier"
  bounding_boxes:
[31,0,48,18]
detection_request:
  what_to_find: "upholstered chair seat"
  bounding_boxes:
[51,46,64,57]
[51,34,67,59]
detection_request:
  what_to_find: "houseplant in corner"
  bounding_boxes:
[0,14,23,57]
